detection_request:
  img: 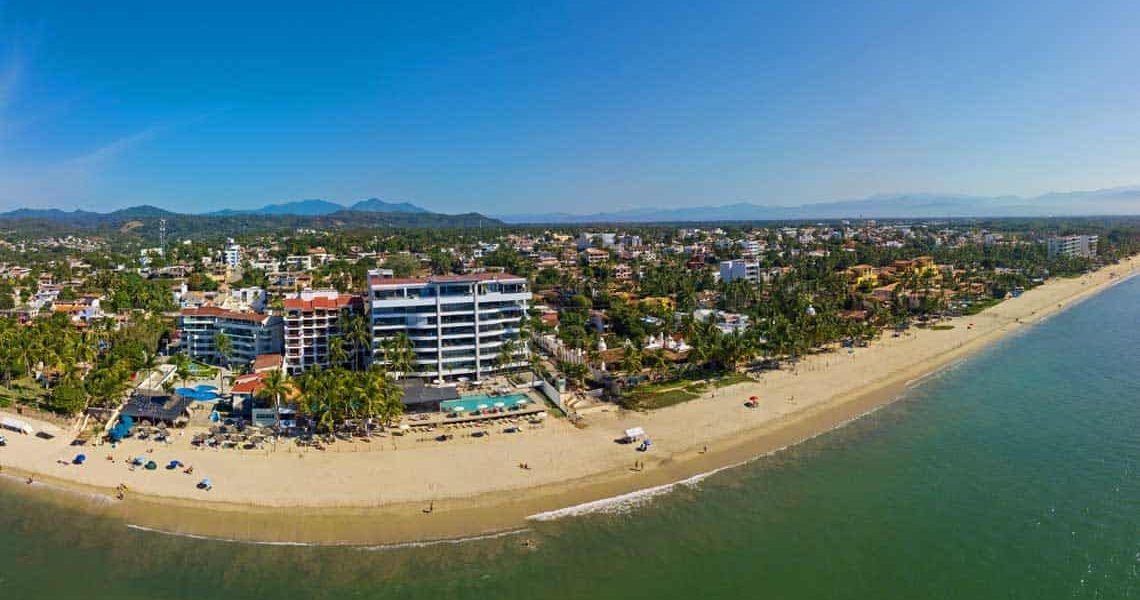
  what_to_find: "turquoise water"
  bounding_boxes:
[175,384,219,401]
[1,275,1137,599]
[442,393,530,413]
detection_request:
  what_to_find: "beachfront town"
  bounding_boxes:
[0,215,1134,488]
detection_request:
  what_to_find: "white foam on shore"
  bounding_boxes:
[124,522,531,549]
[354,527,531,551]
[0,471,116,506]
[526,270,1140,524]
[528,401,893,522]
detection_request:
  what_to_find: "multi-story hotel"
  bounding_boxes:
[283,290,364,375]
[1047,235,1098,258]
[177,307,283,367]
[368,271,531,382]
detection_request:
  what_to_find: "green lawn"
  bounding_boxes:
[623,371,753,410]
[930,324,956,331]
[0,376,50,409]
[962,298,1002,316]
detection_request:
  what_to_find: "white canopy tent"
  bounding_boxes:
[2,416,34,435]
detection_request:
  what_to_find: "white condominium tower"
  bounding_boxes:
[368,271,531,382]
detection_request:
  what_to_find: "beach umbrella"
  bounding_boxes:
[198,479,212,490]
[494,402,505,408]
[73,454,86,464]
[145,461,158,470]
[515,398,528,405]
[477,404,489,409]
[749,395,758,401]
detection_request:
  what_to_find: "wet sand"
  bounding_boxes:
[1,256,1135,544]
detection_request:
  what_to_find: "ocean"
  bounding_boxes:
[1,274,1137,599]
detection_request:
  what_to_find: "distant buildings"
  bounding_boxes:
[368,271,531,382]
[719,259,760,284]
[577,232,617,250]
[283,290,363,375]
[177,307,283,366]
[1048,235,1098,258]
[223,239,242,269]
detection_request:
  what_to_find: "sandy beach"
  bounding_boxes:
[1,256,1136,544]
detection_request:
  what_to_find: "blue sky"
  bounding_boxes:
[2,0,1140,214]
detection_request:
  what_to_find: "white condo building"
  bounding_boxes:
[368,271,531,382]
[1047,235,1098,258]
[223,239,242,269]
[720,259,761,283]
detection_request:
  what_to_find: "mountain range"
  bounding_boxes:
[205,197,429,216]
[2,186,1139,227]
[497,187,1140,223]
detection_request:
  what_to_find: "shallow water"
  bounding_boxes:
[1,276,1137,599]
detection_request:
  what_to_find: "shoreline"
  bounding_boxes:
[1,256,1136,545]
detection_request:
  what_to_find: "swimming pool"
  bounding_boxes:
[176,384,219,401]
[441,393,530,414]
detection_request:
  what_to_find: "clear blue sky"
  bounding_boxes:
[2,0,1139,214]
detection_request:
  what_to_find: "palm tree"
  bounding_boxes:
[527,349,544,384]
[172,353,193,388]
[328,336,349,369]
[213,331,232,369]
[258,369,291,434]
[647,349,670,381]
[344,313,372,371]
[496,339,518,374]
[213,332,233,396]
[620,344,643,379]
[378,374,404,429]
[382,333,416,379]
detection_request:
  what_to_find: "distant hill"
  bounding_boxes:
[0,202,499,237]
[208,199,345,216]
[206,197,429,216]
[349,198,428,213]
[498,188,1140,223]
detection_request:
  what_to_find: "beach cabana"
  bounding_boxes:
[121,394,193,427]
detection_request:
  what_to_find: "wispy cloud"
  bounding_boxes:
[72,125,163,169]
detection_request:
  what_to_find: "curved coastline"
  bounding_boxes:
[0,257,1135,546]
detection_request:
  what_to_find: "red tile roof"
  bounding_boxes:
[283,294,361,312]
[231,374,265,395]
[252,353,283,371]
[179,307,271,323]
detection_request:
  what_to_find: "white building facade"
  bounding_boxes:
[1047,235,1098,258]
[368,272,531,382]
[719,259,761,284]
[177,307,283,366]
